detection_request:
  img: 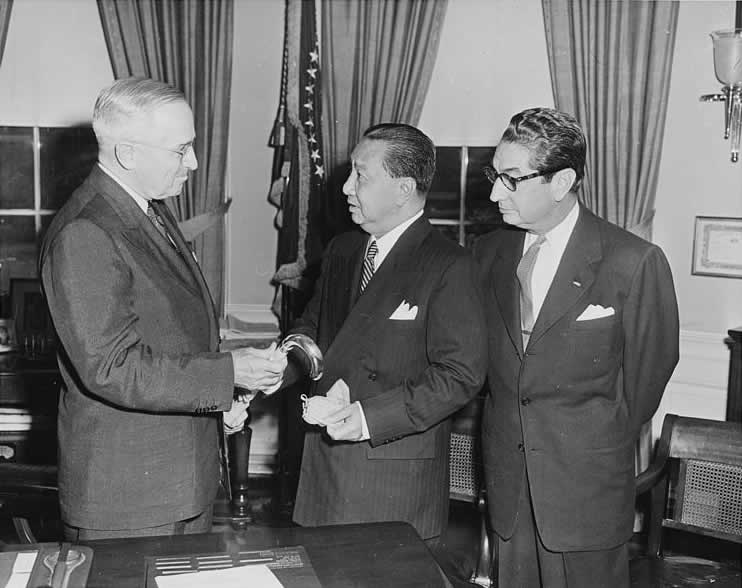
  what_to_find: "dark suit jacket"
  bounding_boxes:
[291,216,487,539]
[474,205,679,551]
[39,165,234,530]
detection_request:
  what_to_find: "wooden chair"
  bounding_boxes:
[632,413,742,587]
[449,397,495,587]
[0,463,58,543]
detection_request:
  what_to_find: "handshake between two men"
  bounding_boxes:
[223,340,360,442]
[222,342,287,434]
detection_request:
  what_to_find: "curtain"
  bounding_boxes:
[541,0,679,523]
[97,0,233,315]
[542,0,678,241]
[321,0,448,237]
[0,0,12,65]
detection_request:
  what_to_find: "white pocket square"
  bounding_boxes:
[389,300,418,320]
[576,304,615,321]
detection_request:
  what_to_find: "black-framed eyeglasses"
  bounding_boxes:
[482,164,556,192]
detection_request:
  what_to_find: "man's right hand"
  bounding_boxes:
[230,343,287,392]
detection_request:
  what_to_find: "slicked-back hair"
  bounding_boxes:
[362,123,436,195]
[500,107,586,193]
[92,77,186,146]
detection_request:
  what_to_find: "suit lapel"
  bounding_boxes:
[152,199,220,351]
[329,217,431,356]
[490,229,526,357]
[529,206,602,345]
[90,168,217,348]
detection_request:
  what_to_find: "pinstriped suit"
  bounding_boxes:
[291,216,487,539]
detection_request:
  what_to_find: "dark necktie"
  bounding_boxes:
[147,203,178,251]
[360,240,378,292]
[516,235,546,348]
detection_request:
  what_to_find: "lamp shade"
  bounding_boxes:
[711,29,742,86]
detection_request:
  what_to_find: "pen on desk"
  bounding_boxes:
[50,542,70,588]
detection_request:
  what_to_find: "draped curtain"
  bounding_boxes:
[541,0,679,507]
[97,0,233,315]
[542,0,678,241]
[321,0,448,234]
[0,0,12,64]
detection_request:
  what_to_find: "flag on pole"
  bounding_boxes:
[269,0,326,292]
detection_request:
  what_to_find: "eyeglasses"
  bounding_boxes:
[482,164,558,192]
[126,141,195,160]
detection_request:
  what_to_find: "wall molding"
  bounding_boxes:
[673,329,730,390]
[653,328,731,437]
[225,304,279,329]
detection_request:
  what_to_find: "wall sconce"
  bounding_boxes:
[701,29,742,162]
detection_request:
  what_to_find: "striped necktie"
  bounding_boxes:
[360,240,378,292]
[516,235,546,348]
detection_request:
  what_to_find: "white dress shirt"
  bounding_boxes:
[523,202,580,323]
[97,162,150,212]
[364,209,424,268]
[357,209,424,440]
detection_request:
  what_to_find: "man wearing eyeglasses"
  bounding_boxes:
[474,107,679,587]
[40,78,286,540]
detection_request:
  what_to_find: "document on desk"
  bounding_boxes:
[0,550,37,588]
[155,563,282,587]
[145,545,322,588]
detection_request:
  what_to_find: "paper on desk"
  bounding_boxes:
[4,550,37,588]
[155,564,283,588]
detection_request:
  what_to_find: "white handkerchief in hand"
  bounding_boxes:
[576,304,615,321]
[389,300,418,320]
[301,379,350,426]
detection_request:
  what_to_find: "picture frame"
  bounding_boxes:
[692,216,742,278]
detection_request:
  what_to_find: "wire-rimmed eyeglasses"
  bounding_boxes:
[126,141,195,160]
[482,164,559,192]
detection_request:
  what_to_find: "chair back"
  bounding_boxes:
[449,397,482,503]
[638,414,742,556]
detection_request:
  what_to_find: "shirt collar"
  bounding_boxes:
[370,209,424,267]
[97,162,150,213]
[524,201,580,251]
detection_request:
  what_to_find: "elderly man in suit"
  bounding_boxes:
[40,77,286,540]
[474,107,679,587]
[284,123,487,545]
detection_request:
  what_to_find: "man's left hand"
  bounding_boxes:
[223,397,250,435]
[326,402,365,442]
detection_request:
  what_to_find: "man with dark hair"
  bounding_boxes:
[284,122,487,544]
[40,77,286,539]
[474,107,679,587]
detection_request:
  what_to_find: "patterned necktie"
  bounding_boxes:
[147,203,178,251]
[360,240,378,292]
[516,235,546,348]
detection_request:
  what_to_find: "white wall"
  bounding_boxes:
[651,0,740,435]
[225,0,284,319]
[419,0,554,145]
[0,0,112,125]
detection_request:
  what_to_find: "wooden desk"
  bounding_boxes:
[50,522,446,587]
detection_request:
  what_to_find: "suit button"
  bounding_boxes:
[521,397,531,406]
[517,443,524,451]
[368,372,377,381]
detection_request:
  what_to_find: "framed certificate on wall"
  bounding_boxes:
[692,216,742,278]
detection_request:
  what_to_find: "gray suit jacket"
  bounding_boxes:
[40,165,234,530]
[474,205,679,551]
[291,217,488,539]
